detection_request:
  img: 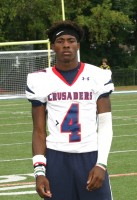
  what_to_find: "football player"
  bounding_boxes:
[26,20,114,200]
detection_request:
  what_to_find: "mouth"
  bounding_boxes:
[62,51,71,55]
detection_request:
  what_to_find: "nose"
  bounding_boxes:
[63,40,70,48]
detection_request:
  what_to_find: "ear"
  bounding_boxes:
[77,43,80,50]
[51,44,55,51]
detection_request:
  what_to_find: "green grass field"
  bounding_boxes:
[0,92,137,200]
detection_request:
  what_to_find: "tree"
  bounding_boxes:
[0,0,62,41]
[0,0,136,68]
[59,0,134,67]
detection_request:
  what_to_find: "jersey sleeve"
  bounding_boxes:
[25,72,47,106]
[93,69,114,100]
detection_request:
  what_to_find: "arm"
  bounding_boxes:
[32,105,46,156]
[87,96,113,191]
[32,105,52,198]
[96,96,112,165]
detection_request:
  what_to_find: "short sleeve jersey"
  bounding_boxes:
[26,63,114,153]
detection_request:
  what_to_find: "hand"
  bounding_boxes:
[36,175,52,198]
[86,165,106,191]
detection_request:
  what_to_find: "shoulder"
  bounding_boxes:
[84,63,100,71]
[27,67,52,81]
[28,67,52,76]
[26,67,54,92]
[107,65,111,69]
[83,63,114,95]
[83,63,112,86]
[26,67,54,102]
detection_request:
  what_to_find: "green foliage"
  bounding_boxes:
[0,0,62,41]
[112,0,134,16]
[0,0,137,70]
[77,1,133,44]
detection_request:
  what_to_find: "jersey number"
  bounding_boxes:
[61,104,81,142]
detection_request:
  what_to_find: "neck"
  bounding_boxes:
[55,60,79,71]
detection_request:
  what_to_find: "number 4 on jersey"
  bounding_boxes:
[61,104,81,142]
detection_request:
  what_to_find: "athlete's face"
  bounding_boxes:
[51,35,80,63]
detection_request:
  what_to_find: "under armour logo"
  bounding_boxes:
[82,77,90,80]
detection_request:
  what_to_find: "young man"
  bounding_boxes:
[26,20,114,200]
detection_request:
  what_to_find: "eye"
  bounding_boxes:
[70,40,75,43]
[69,39,77,43]
[56,40,63,43]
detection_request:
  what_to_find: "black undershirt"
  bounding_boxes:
[55,63,80,84]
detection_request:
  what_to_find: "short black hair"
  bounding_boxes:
[47,20,84,44]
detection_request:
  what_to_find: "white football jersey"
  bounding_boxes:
[26,63,114,153]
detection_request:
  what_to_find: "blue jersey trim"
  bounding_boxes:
[26,85,35,94]
[28,99,46,107]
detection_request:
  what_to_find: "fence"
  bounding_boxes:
[112,68,137,86]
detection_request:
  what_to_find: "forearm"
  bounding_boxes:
[31,104,47,156]
[97,112,113,166]
[32,130,47,156]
